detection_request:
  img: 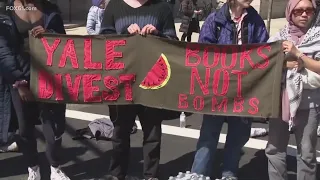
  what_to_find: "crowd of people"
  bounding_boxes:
[0,0,320,180]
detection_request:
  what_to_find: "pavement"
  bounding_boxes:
[64,22,86,29]
[0,18,320,180]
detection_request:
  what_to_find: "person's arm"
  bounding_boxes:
[270,31,296,69]
[297,52,320,73]
[267,32,282,43]
[269,32,297,69]
[0,26,25,84]
[198,12,217,43]
[86,7,97,35]
[254,17,269,43]
[100,0,116,34]
[159,9,178,40]
[46,14,66,34]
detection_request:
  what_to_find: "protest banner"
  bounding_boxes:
[29,34,284,118]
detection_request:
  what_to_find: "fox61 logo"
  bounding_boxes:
[6,6,37,11]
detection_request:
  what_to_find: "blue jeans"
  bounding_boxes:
[191,115,252,177]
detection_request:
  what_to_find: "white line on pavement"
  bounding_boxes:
[65,109,320,156]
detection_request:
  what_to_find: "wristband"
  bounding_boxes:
[297,52,306,60]
[13,80,28,88]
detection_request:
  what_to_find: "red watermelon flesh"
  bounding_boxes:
[139,54,171,89]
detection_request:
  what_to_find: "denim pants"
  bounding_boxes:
[191,115,252,177]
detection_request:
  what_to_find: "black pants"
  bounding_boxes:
[11,88,66,167]
[108,105,162,180]
[168,3,174,13]
[181,32,192,42]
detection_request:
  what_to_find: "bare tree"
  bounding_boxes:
[266,0,274,34]
[68,0,72,22]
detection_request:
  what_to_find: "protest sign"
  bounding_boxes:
[30,34,284,118]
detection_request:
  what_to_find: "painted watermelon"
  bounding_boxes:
[139,53,171,89]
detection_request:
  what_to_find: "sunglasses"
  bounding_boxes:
[292,8,315,16]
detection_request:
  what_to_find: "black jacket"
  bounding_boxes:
[162,0,175,4]
[0,0,66,143]
[0,0,66,84]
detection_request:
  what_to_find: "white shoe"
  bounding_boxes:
[250,128,268,138]
[50,166,70,180]
[0,141,19,153]
[28,166,41,180]
[7,142,18,152]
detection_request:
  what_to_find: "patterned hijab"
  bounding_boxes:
[285,0,316,44]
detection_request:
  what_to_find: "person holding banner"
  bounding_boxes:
[0,0,70,180]
[190,0,269,179]
[265,0,320,179]
[99,0,177,179]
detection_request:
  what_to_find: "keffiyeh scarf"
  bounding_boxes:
[277,25,320,130]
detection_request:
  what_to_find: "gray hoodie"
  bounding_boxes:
[86,6,105,35]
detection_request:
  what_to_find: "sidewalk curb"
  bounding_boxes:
[64,23,85,29]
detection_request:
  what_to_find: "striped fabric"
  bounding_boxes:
[99,0,177,40]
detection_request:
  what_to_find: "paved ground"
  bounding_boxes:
[1,19,320,180]
[1,104,319,180]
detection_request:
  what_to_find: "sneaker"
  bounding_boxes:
[250,128,268,138]
[50,166,70,180]
[7,142,18,152]
[131,123,137,134]
[28,166,41,180]
[220,176,238,180]
[0,141,19,152]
